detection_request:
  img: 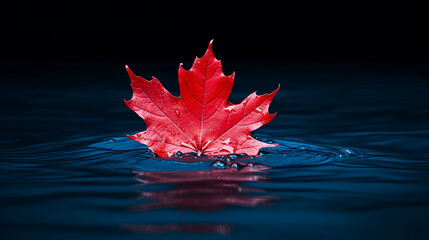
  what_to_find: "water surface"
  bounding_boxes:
[1,60,429,239]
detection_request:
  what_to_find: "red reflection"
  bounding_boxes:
[121,223,231,235]
[130,162,278,211]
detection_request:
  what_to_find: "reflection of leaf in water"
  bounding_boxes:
[130,162,279,211]
[121,223,232,235]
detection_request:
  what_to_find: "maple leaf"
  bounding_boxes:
[125,40,279,157]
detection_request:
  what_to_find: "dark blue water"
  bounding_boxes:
[1,60,429,239]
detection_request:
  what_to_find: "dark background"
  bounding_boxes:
[1,3,429,240]
[2,1,428,134]
[1,1,428,62]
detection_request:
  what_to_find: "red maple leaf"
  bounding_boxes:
[125,40,279,157]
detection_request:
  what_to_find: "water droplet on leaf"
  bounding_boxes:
[173,151,183,156]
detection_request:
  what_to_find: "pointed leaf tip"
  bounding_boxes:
[125,65,133,75]
[207,39,214,52]
[274,84,280,94]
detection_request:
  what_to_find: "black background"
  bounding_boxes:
[1,4,429,239]
[1,0,428,62]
